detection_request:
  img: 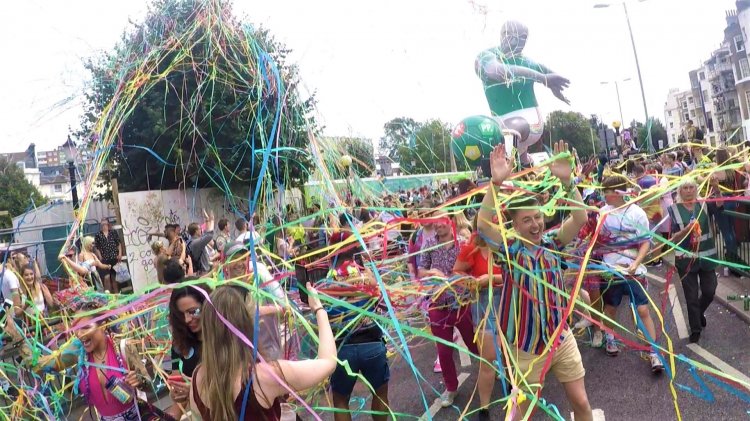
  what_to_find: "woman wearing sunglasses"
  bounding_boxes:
[166,280,211,418]
[33,303,145,420]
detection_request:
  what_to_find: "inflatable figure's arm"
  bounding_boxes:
[475,54,548,85]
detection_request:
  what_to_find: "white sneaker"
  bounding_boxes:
[650,353,664,374]
[440,390,457,408]
[574,318,593,330]
[591,330,604,348]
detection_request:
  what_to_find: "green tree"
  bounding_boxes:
[337,137,375,178]
[379,117,420,164]
[634,119,668,152]
[0,157,47,235]
[379,117,463,174]
[543,111,597,158]
[75,0,317,196]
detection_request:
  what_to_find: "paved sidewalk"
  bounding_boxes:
[715,270,750,324]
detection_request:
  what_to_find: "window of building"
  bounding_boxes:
[684,113,690,121]
[746,91,750,116]
[688,96,694,104]
[53,184,62,193]
[699,72,705,80]
[736,35,745,52]
[702,90,709,100]
[668,110,672,116]
[669,122,674,128]
[729,98,736,109]
[690,110,696,117]
[682,101,688,108]
[740,58,750,80]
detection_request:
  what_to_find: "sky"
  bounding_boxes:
[0,0,738,154]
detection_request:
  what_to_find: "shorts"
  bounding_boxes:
[512,330,585,388]
[602,276,649,307]
[472,287,501,333]
[330,341,390,396]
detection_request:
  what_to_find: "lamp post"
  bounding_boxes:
[594,1,650,148]
[600,78,631,127]
[612,120,622,158]
[340,154,353,203]
[62,137,79,211]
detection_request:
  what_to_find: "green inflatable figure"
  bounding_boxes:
[453,20,570,167]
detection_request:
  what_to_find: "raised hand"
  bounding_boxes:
[548,140,573,184]
[489,143,513,185]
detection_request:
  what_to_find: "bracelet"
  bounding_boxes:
[311,307,325,315]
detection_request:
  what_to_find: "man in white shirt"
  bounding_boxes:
[235,217,262,246]
[0,264,20,312]
[598,175,664,374]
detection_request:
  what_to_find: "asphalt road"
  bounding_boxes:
[303,266,750,420]
[66,266,750,420]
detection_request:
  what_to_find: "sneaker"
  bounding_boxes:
[650,353,665,374]
[440,390,457,408]
[605,334,619,357]
[433,359,442,373]
[591,330,604,348]
[574,318,593,330]
[689,332,700,343]
[475,408,490,420]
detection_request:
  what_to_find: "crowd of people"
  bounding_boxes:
[1,138,750,420]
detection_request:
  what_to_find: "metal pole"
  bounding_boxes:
[622,2,649,143]
[68,161,79,211]
[615,81,625,126]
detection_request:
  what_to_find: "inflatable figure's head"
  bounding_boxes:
[500,20,528,56]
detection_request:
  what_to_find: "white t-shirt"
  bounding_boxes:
[600,204,652,276]
[0,266,20,302]
[236,231,262,246]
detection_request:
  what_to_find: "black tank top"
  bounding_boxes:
[192,364,281,421]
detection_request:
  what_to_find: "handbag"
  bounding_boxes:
[113,262,131,284]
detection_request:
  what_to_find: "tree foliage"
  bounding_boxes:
[634,119,668,152]
[75,0,318,194]
[337,137,375,178]
[379,117,463,174]
[543,111,596,158]
[0,158,47,234]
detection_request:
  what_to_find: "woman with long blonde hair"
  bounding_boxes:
[190,284,336,420]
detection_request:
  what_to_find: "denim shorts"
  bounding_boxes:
[602,276,649,307]
[330,341,390,396]
[472,287,501,333]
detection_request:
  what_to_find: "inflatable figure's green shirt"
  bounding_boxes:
[476,48,546,116]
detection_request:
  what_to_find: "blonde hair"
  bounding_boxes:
[81,236,96,252]
[150,241,164,254]
[199,287,255,421]
[676,178,700,203]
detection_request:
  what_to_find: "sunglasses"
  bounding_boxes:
[184,307,201,318]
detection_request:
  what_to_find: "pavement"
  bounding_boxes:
[65,265,750,420]
[301,265,750,420]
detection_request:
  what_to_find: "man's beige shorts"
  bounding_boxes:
[512,330,585,387]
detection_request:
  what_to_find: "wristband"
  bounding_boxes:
[311,307,325,315]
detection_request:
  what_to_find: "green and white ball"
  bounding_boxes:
[451,115,503,167]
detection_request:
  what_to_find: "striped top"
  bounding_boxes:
[497,232,568,355]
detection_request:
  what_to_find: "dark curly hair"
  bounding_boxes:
[168,279,212,356]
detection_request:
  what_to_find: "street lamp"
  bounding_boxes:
[62,137,79,211]
[600,78,632,127]
[340,154,353,202]
[594,0,650,149]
